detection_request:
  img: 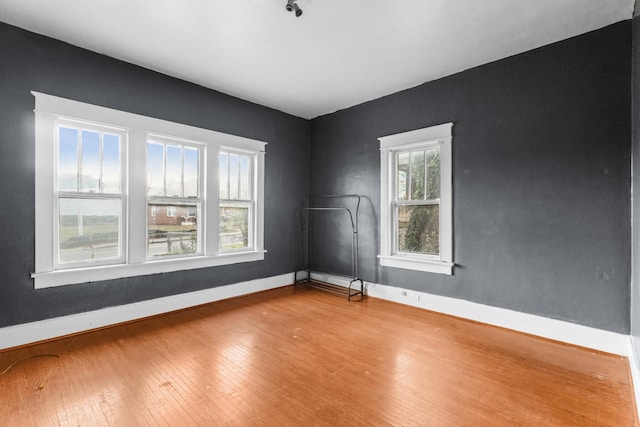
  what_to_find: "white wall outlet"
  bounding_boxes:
[401,290,420,302]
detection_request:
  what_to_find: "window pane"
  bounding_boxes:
[220,205,249,250]
[397,204,439,256]
[219,152,229,199]
[58,198,121,263]
[410,150,425,200]
[184,147,199,197]
[148,203,199,257]
[397,152,409,201]
[166,145,182,197]
[147,142,164,196]
[239,155,251,200]
[81,130,101,192]
[58,127,78,191]
[229,154,239,200]
[103,133,121,193]
[425,149,440,199]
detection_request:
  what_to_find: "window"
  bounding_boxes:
[147,138,202,258]
[55,121,126,269]
[379,123,453,274]
[33,92,266,288]
[219,150,254,252]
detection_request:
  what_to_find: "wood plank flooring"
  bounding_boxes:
[1,285,637,426]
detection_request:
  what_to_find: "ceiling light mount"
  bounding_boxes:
[285,0,303,17]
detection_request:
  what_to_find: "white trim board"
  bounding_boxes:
[309,272,631,357]
[0,273,294,351]
[1,270,632,357]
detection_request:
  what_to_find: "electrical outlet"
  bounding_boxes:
[401,290,420,302]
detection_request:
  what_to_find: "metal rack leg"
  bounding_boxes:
[348,278,364,301]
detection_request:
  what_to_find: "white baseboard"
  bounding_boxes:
[0,272,295,351]
[2,270,632,357]
[309,272,631,356]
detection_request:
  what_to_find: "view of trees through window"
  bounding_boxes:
[396,147,440,255]
[219,206,249,249]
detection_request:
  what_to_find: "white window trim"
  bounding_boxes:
[378,122,454,275]
[32,92,267,289]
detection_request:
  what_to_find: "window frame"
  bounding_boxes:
[145,135,205,260]
[53,119,127,270]
[32,92,266,289]
[378,123,454,275]
[218,148,256,253]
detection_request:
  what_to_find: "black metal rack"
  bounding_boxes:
[294,194,364,301]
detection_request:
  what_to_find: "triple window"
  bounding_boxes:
[33,92,266,288]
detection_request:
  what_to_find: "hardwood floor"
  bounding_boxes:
[1,285,637,426]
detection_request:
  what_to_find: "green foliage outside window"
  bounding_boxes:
[400,149,440,255]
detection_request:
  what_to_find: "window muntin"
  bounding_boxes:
[33,92,266,289]
[146,138,202,258]
[219,150,254,252]
[379,123,453,275]
[54,121,125,268]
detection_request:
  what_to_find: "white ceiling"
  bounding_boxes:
[0,0,634,119]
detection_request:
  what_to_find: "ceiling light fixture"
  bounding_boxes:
[285,0,303,17]
[293,3,303,17]
[285,0,295,12]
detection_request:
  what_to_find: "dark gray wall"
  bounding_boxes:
[632,10,640,348]
[0,22,309,327]
[310,22,632,333]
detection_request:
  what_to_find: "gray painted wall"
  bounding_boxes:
[309,22,632,333]
[0,22,310,327]
[632,11,640,354]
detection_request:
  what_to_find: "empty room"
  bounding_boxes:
[2,0,640,425]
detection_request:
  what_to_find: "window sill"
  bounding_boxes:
[378,255,454,275]
[32,250,267,289]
